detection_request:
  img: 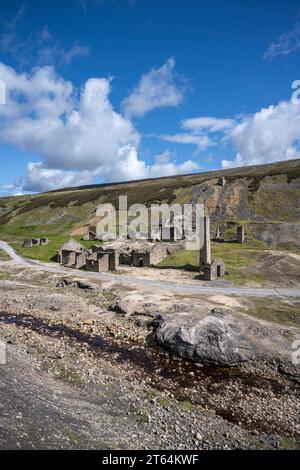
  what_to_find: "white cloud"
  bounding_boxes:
[122,58,185,118]
[161,133,213,152]
[145,150,200,178]
[264,19,300,59]
[160,116,234,153]
[155,150,173,164]
[174,104,300,170]
[0,64,139,172]
[21,162,94,192]
[0,63,200,193]
[182,116,235,132]
[5,147,200,194]
[36,43,90,67]
[221,100,300,168]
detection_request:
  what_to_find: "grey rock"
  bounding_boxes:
[151,311,253,367]
[211,307,230,316]
[55,279,98,290]
[277,362,300,384]
[110,297,135,315]
[151,309,300,375]
[110,294,159,317]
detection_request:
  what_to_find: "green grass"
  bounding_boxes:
[0,249,10,260]
[56,366,85,384]
[0,271,13,280]
[129,405,151,424]
[0,222,70,237]
[11,236,102,263]
[11,236,69,262]
[179,400,193,412]
[157,241,267,285]
[247,298,300,327]
[278,437,297,450]
[0,222,103,262]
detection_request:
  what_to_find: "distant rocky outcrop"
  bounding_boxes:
[1,159,299,249]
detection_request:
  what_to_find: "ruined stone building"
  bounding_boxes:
[57,236,181,272]
[23,237,48,248]
[86,250,115,272]
[118,248,133,266]
[23,239,33,248]
[82,230,97,241]
[87,239,181,268]
[237,225,245,244]
[131,242,180,267]
[199,216,226,281]
[57,240,86,269]
[218,177,226,187]
[57,241,117,272]
[132,251,151,267]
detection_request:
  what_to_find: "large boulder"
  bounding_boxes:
[150,308,300,374]
[151,310,254,366]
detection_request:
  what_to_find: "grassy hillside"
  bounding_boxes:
[0,158,299,251]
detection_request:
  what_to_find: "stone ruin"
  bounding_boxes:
[131,242,176,267]
[88,217,183,244]
[215,227,221,241]
[82,230,97,241]
[237,225,245,244]
[218,177,226,187]
[93,240,179,269]
[86,250,116,272]
[211,224,245,245]
[199,216,226,281]
[23,239,33,248]
[57,240,86,269]
[57,238,181,272]
[23,237,48,248]
[57,214,227,281]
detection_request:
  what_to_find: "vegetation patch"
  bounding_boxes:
[179,400,193,412]
[129,404,151,424]
[0,249,10,260]
[0,221,105,262]
[247,298,300,327]
[157,242,267,285]
[56,366,85,384]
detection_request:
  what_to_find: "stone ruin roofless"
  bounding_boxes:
[58,214,228,280]
[58,238,181,272]
[199,216,226,281]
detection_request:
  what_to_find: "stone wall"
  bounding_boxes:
[132,252,151,267]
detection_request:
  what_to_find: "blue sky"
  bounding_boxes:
[0,0,300,194]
